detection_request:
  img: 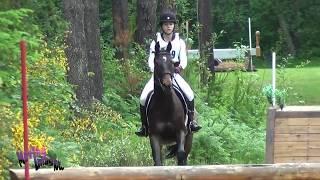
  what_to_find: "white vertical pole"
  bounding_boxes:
[186,21,189,50]
[248,17,253,71]
[272,52,276,107]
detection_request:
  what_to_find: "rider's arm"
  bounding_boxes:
[179,39,187,69]
[148,40,156,72]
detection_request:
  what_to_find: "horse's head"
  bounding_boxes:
[154,42,174,91]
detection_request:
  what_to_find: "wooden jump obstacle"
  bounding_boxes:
[266,106,320,163]
[9,163,320,179]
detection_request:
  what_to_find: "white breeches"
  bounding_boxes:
[139,73,194,105]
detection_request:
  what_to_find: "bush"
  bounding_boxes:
[189,100,265,165]
[183,54,267,165]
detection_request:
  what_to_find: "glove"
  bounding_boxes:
[174,66,182,74]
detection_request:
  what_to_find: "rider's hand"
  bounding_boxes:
[174,66,182,74]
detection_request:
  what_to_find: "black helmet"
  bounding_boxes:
[159,12,176,24]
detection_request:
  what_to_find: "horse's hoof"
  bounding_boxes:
[177,151,186,165]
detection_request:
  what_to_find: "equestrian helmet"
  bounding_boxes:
[159,12,177,25]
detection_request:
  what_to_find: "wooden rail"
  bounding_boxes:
[10,163,320,180]
[187,31,261,60]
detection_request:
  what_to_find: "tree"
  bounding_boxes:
[83,0,103,101]
[274,0,296,56]
[158,0,177,14]
[198,0,213,81]
[112,0,129,60]
[135,0,157,47]
[63,0,103,106]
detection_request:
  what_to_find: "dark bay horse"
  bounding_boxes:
[147,41,193,166]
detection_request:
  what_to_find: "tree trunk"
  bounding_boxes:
[292,0,301,53]
[135,0,157,48]
[278,13,296,56]
[112,0,129,60]
[84,0,103,101]
[274,0,296,56]
[158,0,176,14]
[63,0,91,106]
[198,0,213,59]
[198,0,213,82]
[63,0,103,106]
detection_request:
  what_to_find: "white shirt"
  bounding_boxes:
[148,32,187,72]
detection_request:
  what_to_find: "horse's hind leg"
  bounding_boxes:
[149,135,162,166]
[177,131,187,165]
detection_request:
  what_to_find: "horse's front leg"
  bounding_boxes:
[149,135,162,166]
[177,130,187,165]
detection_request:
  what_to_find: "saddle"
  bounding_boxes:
[145,85,188,128]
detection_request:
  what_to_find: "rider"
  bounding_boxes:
[135,11,202,137]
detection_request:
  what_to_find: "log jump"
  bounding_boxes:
[10,163,320,180]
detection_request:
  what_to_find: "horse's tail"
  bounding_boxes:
[165,144,178,159]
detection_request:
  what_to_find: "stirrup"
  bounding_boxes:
[135,126,148,137]
[190,121,202,132]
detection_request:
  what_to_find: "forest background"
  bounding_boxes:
[1,0,320,179]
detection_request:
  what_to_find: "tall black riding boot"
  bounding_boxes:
[135,105,148,137]
[187,100,202,132]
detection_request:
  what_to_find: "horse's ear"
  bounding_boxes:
[155,41,160,53]
[166,42,172,52]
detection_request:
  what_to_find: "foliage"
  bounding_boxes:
[102,42,148,123]
[100,0,113,44]
[0,8,74,178]
[262,85,273,105]
[0,106,16,179]
[276,56,311,105]
[27,0,67,45]
[0,9,41,106]
[102,43,148,97]
[184,51,268,164]
[59,101,152,166]
[191,88,266,164]
[262,84,287,109]
[11,103,54,151]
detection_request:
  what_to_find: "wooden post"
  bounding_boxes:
[265,107,276,163]
[255,31,261,57]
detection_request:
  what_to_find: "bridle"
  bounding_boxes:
[154,52,174,89]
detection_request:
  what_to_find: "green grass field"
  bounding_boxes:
[257,67,320,105]
[187,57,320,105]
[255,57,320,105]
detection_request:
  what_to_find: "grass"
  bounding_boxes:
[186,56,320,105]
[257,67,320,105]
[255,57,320,105]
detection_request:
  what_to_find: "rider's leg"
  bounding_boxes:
[135,104,148,136]
[136,76,154,137]
[186,99,201,132]
[173,74,202,132]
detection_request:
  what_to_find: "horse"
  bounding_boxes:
[146,41,193,166]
